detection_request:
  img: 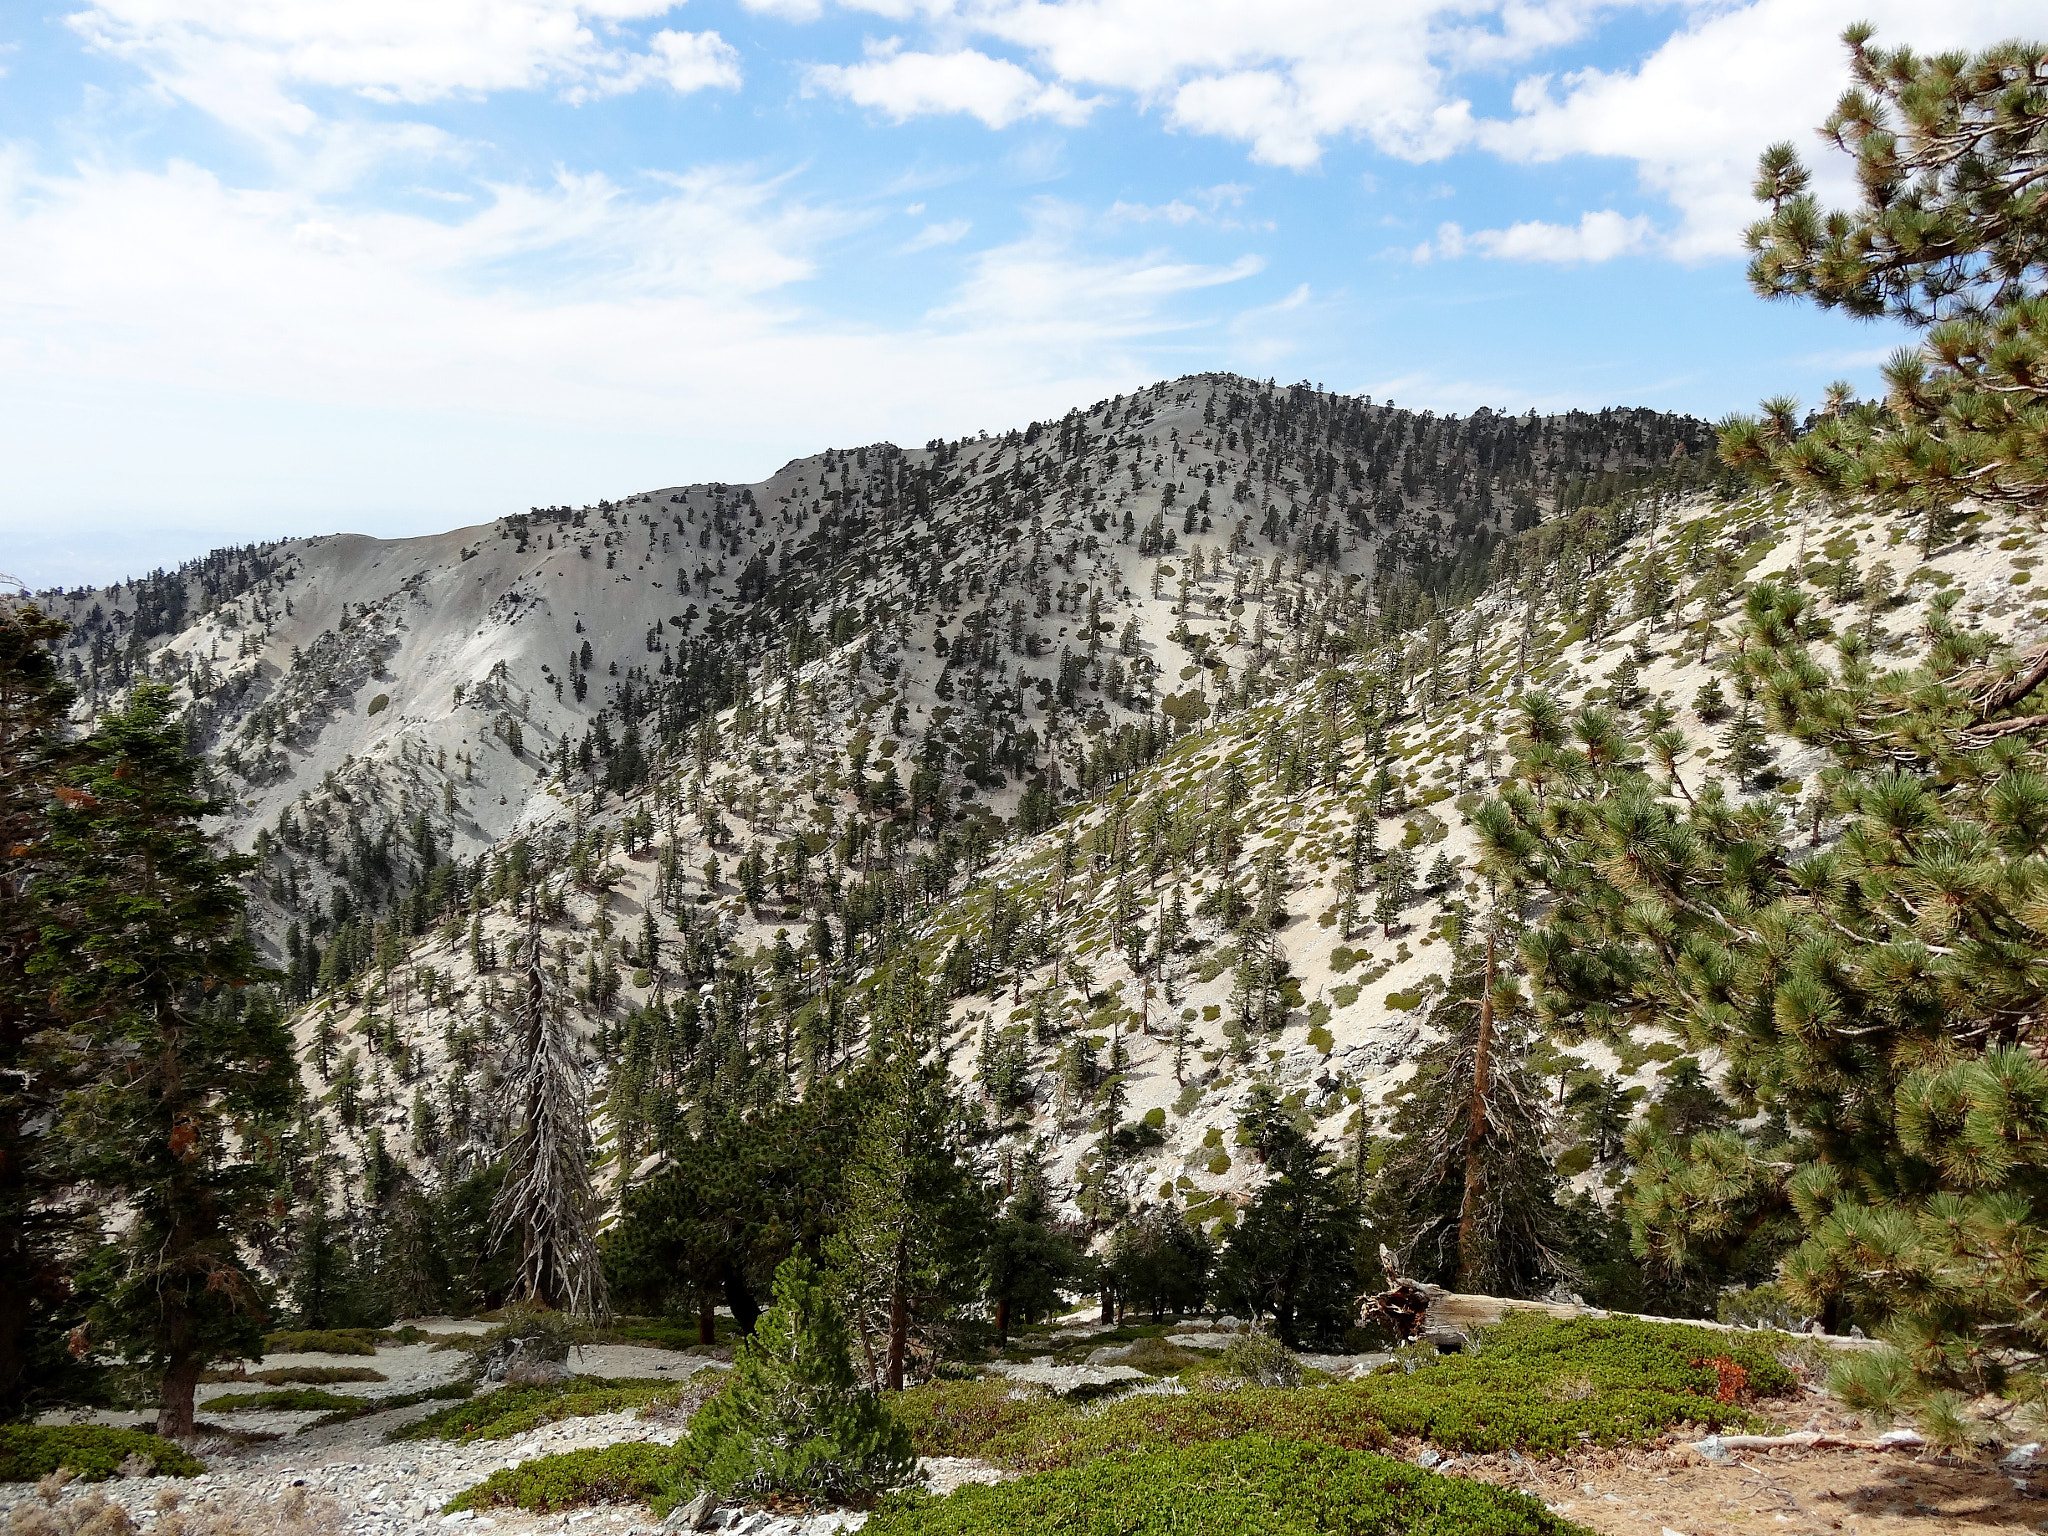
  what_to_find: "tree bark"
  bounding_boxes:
[885,1277,908,1392]
[1455,936,1498,1294]
[995,1295,1010,1343]
[158,1355,200,1440]
[719,1261,759,1334]
[697,1299,715,1346]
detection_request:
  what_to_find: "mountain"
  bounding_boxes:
[36,372,1762,1242]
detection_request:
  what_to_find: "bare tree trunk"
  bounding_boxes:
[158,1355,199,1440]
[1455,935,1498,1293]
[885,1247,908,1393]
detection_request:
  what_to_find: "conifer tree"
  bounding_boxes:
[1367,930,1563,1297]
[1480,577,2048,1405]
[1217,1085,1364,1347]
[825,1029,986,1389]
[679,1253,913,1503]
[983,1148,1082,1339]
[0,599,92,1419]
[1723,27,2048,535]
[35,686,295,1437]
[492,913,606,1317]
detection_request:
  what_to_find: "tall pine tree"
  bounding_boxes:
[0,599,93,1420]
[36,685,295,1437]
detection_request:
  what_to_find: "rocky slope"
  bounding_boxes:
[52,372,1961,1242]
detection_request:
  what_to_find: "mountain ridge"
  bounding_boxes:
[30,371,1763,1251]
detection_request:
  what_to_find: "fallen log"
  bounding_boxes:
[1362,1272,1879,1351]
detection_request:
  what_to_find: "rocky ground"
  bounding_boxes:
[15,1324,2042,1536]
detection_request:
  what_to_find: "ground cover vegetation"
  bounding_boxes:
[456,1313,1777,1519]
[861,1437,1590,1536]
[0,1426,205,1482]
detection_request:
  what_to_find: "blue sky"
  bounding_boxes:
[2,0,2039,588]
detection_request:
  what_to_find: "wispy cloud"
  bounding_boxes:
[901,217,972,251]
[1416,209,1659,264]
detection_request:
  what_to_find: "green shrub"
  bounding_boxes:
[900,1315,1790,1470]
[263,1329,383,1356]
[1717,1282,1803,1331]
[302,1381,473,1430]
[671,1256,913,1506]
[893,1377,1390,1471]
[888,1379,1069,1462]
[392,1379,678,1443]
[446,1443,673,1513]
[584,1317,728,1351]
[1117,1336,1208,1375]
[1340,1313,1795,1453]
[206,1365,386,1385]
[203,1387,366,1412]
[863,1436,1590,1536]
[1218,1333,1301,1388]
[0,1426,205,1482]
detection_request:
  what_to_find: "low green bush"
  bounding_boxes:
[203,1365,387,1385]
[0,1426,205,1482]
[1340,1314,1796,1453]
[445,1443,673,1513]
[899,1315,1791,1469]
[301,1381,473,1431]
[890,1378,1067,1461]
[1117,1336,1208,1375]
[894,1378,1390,1471]
[1218,1333,1302,1388]
[392,1379,680,1443]
[262,1329,383,1357]
[202,1387,365,1412]
[585,1317,731,1351]
[863,1435,1589,1536]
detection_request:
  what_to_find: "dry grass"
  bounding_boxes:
[8,1482,344,1536]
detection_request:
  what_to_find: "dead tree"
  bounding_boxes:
[491,910,608,1316]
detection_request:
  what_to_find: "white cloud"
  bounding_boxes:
[902,217,972,249]
[740,0,827,18]
[589,28,743,99]
[789,1,2039,253]
[935,199,1263,340]
[910,0,1587,166]
[66,0,740,139]
[1106,183,1257,227]
[1480,0,2046,257]
[1421,208,1659,263]
[807,45,1097,129]
[0,153,1261,544]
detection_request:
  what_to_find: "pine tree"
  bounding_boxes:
[678,1253,914,1503]
[1373,846,1415,936]
[0,599,93,1418]
[1106,1205,1213,1323]
[824,1031,986,1389]
[1480,574,2048,1407]
[1367,931,1564,1298]
[492,914,606,1317]
[1216,1086,1363,1347]
[35,685,296,1437]
[1723,26,2048,535]
[983,1150,1082,1340]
